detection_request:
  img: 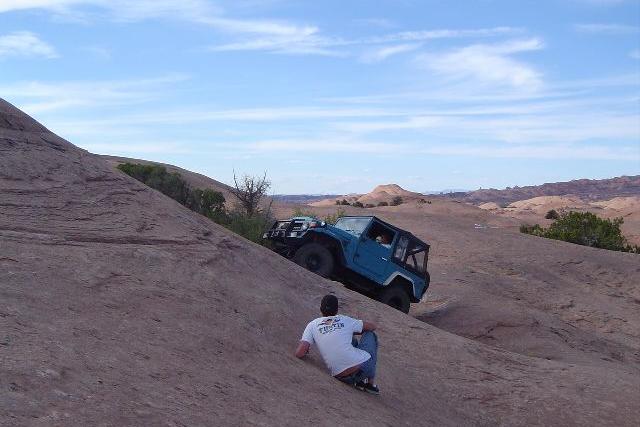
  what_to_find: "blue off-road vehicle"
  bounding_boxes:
[263,215,430,313]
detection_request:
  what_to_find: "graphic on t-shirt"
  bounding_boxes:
[317,317,346,334]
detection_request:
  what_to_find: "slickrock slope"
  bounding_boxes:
[1,99,639,426]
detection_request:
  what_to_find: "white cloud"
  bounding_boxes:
[245,137,634,160]
[0,31,58,59]
[249,139,399,153]
[360,43,421,63]
[81,141,192,155]
[574,23,640,34]
[363,27,520,44]
[418,38,544,90]
[354,18,396,29]
[2,74,188,113]
[210,26,521,56]
[418,143,635,160]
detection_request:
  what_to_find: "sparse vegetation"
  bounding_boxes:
[117,163,190,205]
[323,208,346,225]
[377,201,388,207]
[230,171,271,217]
[118,163,273,244]
[390,196,403,206]
[364,203,375,208]
[187,188,226,222]
[353,201,364,208]
[338,199,350,206]
[520,211,639,253]
[292,207,318,218]
[545,209,560,220]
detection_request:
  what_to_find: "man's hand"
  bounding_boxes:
[363,321,376,332]
[294,340,310,358]
[354,321,376,334]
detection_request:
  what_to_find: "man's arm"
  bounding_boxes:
[354,320,376,334]
[294,340,311,358]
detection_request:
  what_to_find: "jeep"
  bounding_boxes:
[263,215,430,313]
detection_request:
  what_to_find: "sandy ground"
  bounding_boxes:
[2,98,640,426]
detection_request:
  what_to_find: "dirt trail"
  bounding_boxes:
[2,98,639,426]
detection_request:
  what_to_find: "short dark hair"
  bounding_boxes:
[320,294,338,316]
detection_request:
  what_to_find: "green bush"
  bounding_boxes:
[187,188,226,222]
[117,163,190,204]
[519,223,545,236]
[520,211,638,253]
[545,209,560,220]
[292,207,318,218]
[390,196,403,206]
[223,211,273,244]
[323,208,346,225]
[118,162,274,244]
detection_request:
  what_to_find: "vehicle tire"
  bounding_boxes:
[294,243,334,278]
[378,285,410,313]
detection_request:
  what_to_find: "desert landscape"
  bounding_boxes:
[308,179,640,246]
[2,98,640,426]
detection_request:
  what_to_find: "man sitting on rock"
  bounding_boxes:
[294,294,379,395]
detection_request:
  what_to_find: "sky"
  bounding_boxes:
[1,0,639,194]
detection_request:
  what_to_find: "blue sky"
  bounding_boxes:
[1,0,639,194]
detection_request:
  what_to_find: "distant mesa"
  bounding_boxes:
[310,183,424,207]
[440,175,640,206]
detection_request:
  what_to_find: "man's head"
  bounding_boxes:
[320,294,339,316]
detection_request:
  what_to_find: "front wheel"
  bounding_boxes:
[377,285,411,313]
[293,243,334,278]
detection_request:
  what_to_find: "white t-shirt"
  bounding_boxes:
[300,315,371,376]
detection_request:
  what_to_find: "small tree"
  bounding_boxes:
[187,188,226,221]
[390,196,403,206]
[324,208,346,225]
[353,201,364,208]
[339,199,350,206]
[520,211,636,253]
[520,224,545,236]
[545,209,560,220]
[544,211,627,250]
[230,171,271,217]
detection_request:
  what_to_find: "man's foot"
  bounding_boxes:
[363,383,380,395]
[354,380,367,391]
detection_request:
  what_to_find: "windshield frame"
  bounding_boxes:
[333,216,373,236]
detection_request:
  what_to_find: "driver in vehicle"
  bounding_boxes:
[375,233,392,248]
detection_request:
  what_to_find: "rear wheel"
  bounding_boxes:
[294,243,334,278]
[378,285,411,313]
